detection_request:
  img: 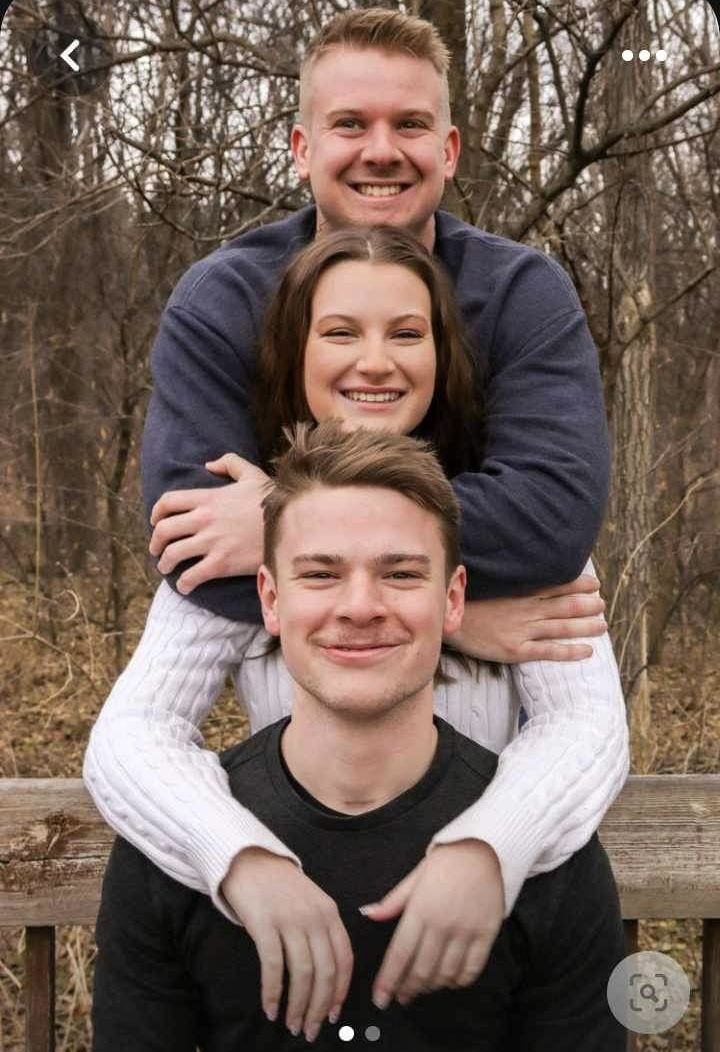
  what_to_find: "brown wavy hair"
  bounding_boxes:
[252,225,485,478]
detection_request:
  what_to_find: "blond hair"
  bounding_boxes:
[262,419,459,578]
[298,7,452,128]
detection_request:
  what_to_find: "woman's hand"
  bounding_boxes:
[222,848,354,1043]
[362,840,504,1007]
[443,573,606,663]
[148,453,272,593]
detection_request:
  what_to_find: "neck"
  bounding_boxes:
[280,689,438,814]
[314,209,437,253]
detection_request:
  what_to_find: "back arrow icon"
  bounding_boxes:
[60,39,80,72]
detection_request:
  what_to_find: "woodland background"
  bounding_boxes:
[0,0,719,1048]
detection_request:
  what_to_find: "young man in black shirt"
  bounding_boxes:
[92,421,625,1051]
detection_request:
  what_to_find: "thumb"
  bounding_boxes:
[205,453,245,481]
[359,870,418,921]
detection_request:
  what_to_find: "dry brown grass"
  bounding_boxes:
[0,567,717,1050]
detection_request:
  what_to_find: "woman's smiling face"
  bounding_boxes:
[303,259,437,435]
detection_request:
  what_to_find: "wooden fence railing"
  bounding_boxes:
[1,775,719,1051]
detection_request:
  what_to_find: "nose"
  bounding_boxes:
[356,337,395,377]
[334,574,387,624]
[360,123,404,167]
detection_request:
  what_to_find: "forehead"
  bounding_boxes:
[311,261,432,315]
[275,485,445,564]
[307,46,444,117]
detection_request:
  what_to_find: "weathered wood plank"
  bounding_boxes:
[599,775,720,918]
[1,775,719,925]
[25,926,55,1052]
[0,780,113,925]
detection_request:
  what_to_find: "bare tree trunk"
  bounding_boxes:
[598,4,657,722]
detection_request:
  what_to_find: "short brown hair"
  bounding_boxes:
[298,7,451,128]
[253,225,484,479]
[262,418,460,579]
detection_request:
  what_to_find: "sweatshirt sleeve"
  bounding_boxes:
[92,837,200,1052]
[83,582,302,924]
[507,836,627,1050]
[452,250,610,597]
[428,586,629,915]
[141,261,267,622]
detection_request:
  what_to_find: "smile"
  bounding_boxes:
[341,390,405,403]
[351,183,410,198]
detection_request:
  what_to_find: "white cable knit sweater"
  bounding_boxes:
[84,573,629,923]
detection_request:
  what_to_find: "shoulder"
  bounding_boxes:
[219,721,279,780]
[167,206,316,318]
[434,209,580,311]
[450,723,500,783]
[516,833,622,950]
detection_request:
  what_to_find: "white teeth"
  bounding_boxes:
[355,184,404,197]
[343,391,402,402]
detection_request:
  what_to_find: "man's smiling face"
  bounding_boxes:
[257,484,465,720]
[291,47,461,251]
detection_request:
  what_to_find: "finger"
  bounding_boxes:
[530,615,606,641]
[253,927,285,1022]
[156,536,207,575]
[327,917,354,1023]
[149,490,202,527]
[301,929,336,1041]
[149,511,200,556]
[395,929,444,1005]
[205,453,247,481]
[519,640,595,663]
[455,936,492,987]
[534,592,604,621]
[429,935,472,993]
[372,913,423,1007]
[282,930,314,1036]
[360,868,417,921]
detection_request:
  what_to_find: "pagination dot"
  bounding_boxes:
[365,1025,381,1041]
[338,1024,355,1041]
[622,49,634,61]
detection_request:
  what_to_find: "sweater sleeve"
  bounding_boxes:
[452,251,610,597]
[83,582,302,924]
[141,278,266,622]
[428,569,629,915]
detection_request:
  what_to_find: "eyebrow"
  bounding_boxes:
[325,108,436,125]
[316,313,428,326]
[292,552,432,569]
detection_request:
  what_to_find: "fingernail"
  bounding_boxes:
[289,1024,300,1037]
[265,1006,277,1022]
[328,1007,340,1025]
[305,1022,320,1042]
[359,903,377,915]
[373,991,390,1010]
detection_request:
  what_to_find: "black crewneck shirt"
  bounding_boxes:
[92,717,625,1051]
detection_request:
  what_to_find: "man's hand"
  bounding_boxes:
[443,573,606,663]
[361,841,504,1009]
[222,848,354,1043]
[148,454,271,593]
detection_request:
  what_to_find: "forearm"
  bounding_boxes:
[428,629,629,915]
[84,583,301,921]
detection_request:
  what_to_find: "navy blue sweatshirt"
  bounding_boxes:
[92,716,626,1051]
[142,206,610,622]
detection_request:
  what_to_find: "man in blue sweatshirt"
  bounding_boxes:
[93,422,624,1051]
[137,4,612,1041]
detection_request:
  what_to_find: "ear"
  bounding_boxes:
[443,125,461,181]
[291,124,311,181]
[442,564,466,636]
[257,564,281,637]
